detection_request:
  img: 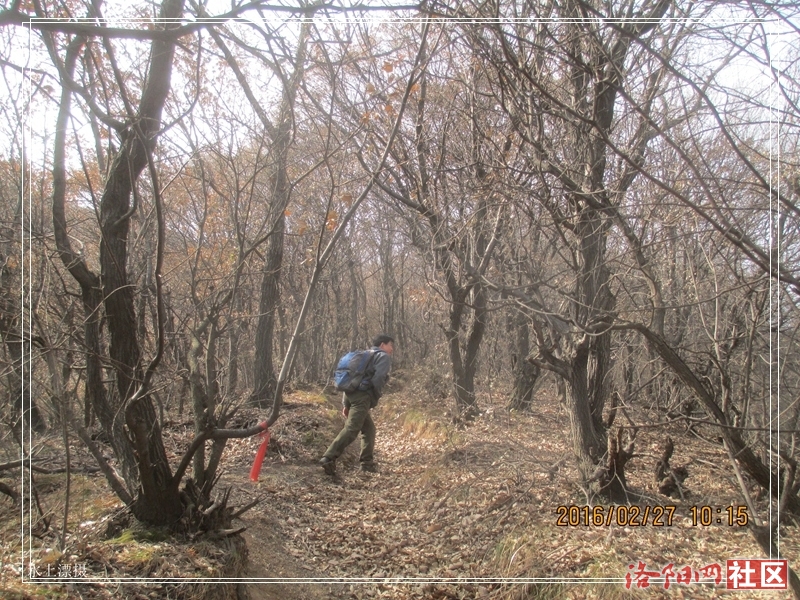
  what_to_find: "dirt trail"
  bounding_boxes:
[225,389,579,599]
[241,503,345,600]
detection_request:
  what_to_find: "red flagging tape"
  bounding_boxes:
[249,423,270,482]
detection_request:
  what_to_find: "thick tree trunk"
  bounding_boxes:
[446,295,477,416]
[566,349,607,474]
[81,285,138,489]
[101,141,181,523]
[451,360,478,415]
[50,38,140,493]
[249,23,310,407]
[96,0,186,525]
[445,283,487,418]
[559,205,615,480]
[588,331,612,431]
[251,214,284,406]
[509,359,539,412]
[508,310,539,411]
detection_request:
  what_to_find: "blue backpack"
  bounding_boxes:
[333,349,375,393]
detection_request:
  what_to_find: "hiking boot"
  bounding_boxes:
[360,462,377,473]
[319,457,336,476]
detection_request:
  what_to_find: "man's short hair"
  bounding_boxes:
[372,334,395,347]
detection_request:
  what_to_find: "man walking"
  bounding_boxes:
[320,334,394,475]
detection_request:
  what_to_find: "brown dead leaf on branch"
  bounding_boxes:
[325,211,339,231]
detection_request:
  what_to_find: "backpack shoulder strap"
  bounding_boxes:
[357,348,375,371]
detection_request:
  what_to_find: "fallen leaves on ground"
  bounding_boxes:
[223,377,798,600]
[3,374,797,600]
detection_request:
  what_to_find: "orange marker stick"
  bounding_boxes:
[249,423,270,482]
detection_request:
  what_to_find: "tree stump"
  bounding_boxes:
[655,436,689,498]
[594,428,635,501]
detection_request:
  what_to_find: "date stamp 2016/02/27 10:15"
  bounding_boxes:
[555,504,750,527]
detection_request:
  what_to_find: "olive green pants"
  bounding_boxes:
[323,390,375,465]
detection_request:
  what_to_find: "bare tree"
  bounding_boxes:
[454,0,800,514]
[442,0,672,493]
[21,0,276,526]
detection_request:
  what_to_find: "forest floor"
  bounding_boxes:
[1,368,798,599]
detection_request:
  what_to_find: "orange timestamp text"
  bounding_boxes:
[556,505,750,527]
